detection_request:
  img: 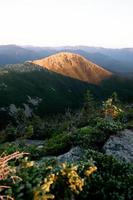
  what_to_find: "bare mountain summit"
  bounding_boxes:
[31,52,112,84]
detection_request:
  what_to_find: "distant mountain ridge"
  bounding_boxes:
[31,52,112,84]
[0,45,37,64]
[0,45,55,65]
[0,45,133,73]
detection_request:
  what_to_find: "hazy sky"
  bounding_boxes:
[0,0,133,48]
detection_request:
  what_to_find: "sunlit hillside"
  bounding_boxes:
[32,52,112,84]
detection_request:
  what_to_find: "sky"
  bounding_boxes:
[0,0,133,48]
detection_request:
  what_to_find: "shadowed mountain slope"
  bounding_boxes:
[0,62,101,116]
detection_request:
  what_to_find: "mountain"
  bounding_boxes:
[26,46,133,73]
[31,52,112,84]
[0,45,133,74]
[53,49,123,73]
[45,46,133,73]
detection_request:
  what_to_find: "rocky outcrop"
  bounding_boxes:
[57,147,86,163]
[103,129,133,163]
[39,147,86,164]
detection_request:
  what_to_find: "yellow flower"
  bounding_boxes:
[70,165,78,171]
[42,194,55,200]
[66,167,84,194]
[41,174,57,193]
[60,169,66,176]
[41,183,51,193]
[85,166,97,177]
[34,190,54,200]
[46,166,53,170]
[25,161,34,168]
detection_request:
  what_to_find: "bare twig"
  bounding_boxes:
[0,151,28,200]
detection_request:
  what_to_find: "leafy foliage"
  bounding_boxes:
[79,149,133,200]
[0,150,132,200]
[96,117,124,134]
[0,92,133,200]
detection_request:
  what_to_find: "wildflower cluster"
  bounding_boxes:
[84,166,97,177]
[34,172,56,200]
[34,162,97,200]
[60,163,84,194]
[21,157,35,168]
[34,191,54,200]
[41,174,57,193]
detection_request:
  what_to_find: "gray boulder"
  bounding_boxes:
[57,146,86,163]
[103,129,133,163]
[39,147,86,164]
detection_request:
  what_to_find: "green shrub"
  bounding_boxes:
[77,149,133,200]
[70,126,108,150]
[2,150,133,200]
[70,126,93,145]
[96,117,124,134]
[0,142,45,160]
[2,157,96,200]
[43,132,72,156]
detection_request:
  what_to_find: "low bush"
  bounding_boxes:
[0,142,45,160]
[1,157,97,200]
[70,126,109,150]
[70,126,95,146]
[1,150,132,200]
[95,117,124,134]
[43,132,72,156]
[77,149,133,200]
